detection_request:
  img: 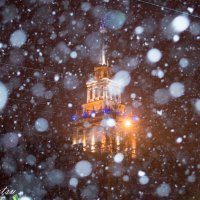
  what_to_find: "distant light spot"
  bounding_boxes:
[44,90,53,100]
[135,26,144,35]
[147,132,153,138]
[171,15,190,33]
[26,154,36,166]
[35,118,49,132]
[179,58,189,68]
[187,174,196,183]
[20,196,32,200]
[169,82,185,98]
[156,183,171,197]
[176,137,183,143]
[64,72,79,90]
[104,10,126,30]
[194,99,200,112]
[75,160,92,177]
[108,70,131,96]
[50,42,70,64]
[130,93,136,99]
[83,121,90,128]
[70,51,77,59]
[154,89,170,105]
[151,69,164,78]
[106,118,116,127]
[147,48,162,63]
[3,132,19,149]
[10,29,27,48]
[0,81,8,111]
[69,177,78,187]
[190,22,200,35]
[91,111,96,118]
[187,7,194,13]
[123,175,129,182]
[47,169,65,185]
[81,2,91,12]
[139,175,149,185]
[173,35,180,42]
[54,74,60,82]
[31,83,46,97]
[85,32,102,50]
[114,153,124,163]
[68,103,73,108]
[138,170,145,177]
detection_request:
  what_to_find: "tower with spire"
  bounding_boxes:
[99,20,108,66]
[70,20,138,157]
[82,21,125,114]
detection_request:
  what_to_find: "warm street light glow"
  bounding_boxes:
[125,119,131,127]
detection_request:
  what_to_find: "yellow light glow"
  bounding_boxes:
[73,138,77,145]
[125,119,131,127]
[91,134,95,152]
[83,134,86,147]
[116,135,120,146]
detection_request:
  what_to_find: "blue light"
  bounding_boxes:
[116,111,120,115]
[107,108,111,114]
[71,115,78,121]
[91,110,96,118]
[132,116,139,122]
[83,111,87,118]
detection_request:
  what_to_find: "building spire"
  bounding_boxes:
[100,18,108,66]
[101,40,107,65]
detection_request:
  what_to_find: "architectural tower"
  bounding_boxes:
[70,24,138,157]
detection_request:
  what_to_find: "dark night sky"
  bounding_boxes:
[0,0,200,199]
[0,0,199,127]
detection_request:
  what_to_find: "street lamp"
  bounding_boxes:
[124,119,131,128]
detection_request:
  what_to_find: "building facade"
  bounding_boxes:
[70,63,138,157]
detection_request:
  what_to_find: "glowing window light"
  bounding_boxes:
[91,134,95,152]
[116,135,120,146]
[73,138,77,145]
[82,134,86,147]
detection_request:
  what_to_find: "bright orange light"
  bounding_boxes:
[125,119,131,127]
